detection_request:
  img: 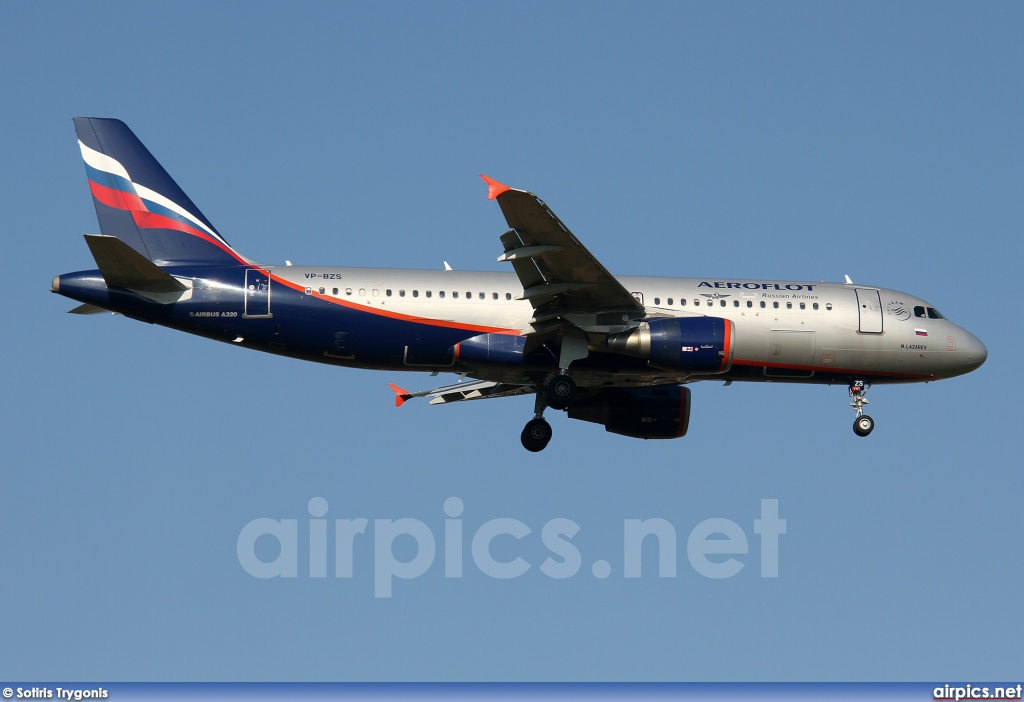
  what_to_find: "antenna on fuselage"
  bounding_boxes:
[443,261,453,271]
[844,274,854,285]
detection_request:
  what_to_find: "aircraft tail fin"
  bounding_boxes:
[74,117,246,266]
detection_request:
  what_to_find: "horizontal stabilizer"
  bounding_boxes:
[68,303,110,315]
[84,234,187,293]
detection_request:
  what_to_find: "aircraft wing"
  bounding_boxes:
[390,380,534,406]
[483,176,645,335]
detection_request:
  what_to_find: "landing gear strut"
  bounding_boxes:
[523,330,588,451]
[849,380,874,437]
[521,391,553,452]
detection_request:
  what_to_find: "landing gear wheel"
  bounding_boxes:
[521,418,553,452]
[853,415,875,437]
[545,375,576,409]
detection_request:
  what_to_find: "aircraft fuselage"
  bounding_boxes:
[55,118,988,450]
[53,264,986,387]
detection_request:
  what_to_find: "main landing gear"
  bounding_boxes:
[849,380,875,437]
[521,373,581,451]
[521,390,553,452]
[523,332,587,452]
[545,372,576,409]
[521,417,552,452]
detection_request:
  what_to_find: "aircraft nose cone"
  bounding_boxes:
[964,333,987,369]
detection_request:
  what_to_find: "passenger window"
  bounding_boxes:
[826,303,832,310]
[506,293,512,300]
[799,302,805,310]
[345,288,353,296]
[413,290,419,298]
[654,297,661,305]
[733,300,739,307]
[720,300,726,307]
[786,302,792,309]
[372,289,379,297]
[914,305,927,318]
[386,289,392,297]
[439,291,445,298]
[667,298,673,306]
[746,300,753,308]
[812,302,818,310]
[332,288,339,296]
[426,290,432,298]
[773,302,779,309]
[319,287,325,294]
[479,292,485,300]
[466,292,472,299]
[681,299,687,306]
[359,288,366,296]
[399,290,405,297]
[707,300,713,307]
[760,301,766,308]
[492,292,498,300]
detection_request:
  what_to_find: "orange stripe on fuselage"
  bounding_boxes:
[730,357,933,380]
[268,273,522,336]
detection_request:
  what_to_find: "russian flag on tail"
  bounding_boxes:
[73,117,246,266]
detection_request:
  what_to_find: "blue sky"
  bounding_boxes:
[1,1,1021,681]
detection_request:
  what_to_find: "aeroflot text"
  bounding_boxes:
[237,498,786,598]
[698,281,816,291]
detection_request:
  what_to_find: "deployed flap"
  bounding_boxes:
[84,234,187,293]
[390,379,534,406]
[483,176,644,321]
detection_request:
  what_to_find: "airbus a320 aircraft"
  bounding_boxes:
[53,118,987,451]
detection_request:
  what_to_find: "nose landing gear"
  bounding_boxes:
[849,380,874,437]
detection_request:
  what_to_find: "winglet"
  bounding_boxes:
[480,174,511,200]
[388,384,412,408]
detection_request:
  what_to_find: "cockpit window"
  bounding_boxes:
[927,307,944,319]
[914,305,927,318]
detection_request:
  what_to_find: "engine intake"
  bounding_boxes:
[607,317,734,373]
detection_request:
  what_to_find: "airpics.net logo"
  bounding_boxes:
[237,498,786,597]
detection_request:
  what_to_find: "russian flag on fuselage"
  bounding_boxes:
[74,117,244,265]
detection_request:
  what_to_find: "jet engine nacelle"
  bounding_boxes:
[453,333,526,365]
[606,317,734,373]
[567,386,692,439]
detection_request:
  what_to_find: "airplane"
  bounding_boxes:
[53,118,987,452]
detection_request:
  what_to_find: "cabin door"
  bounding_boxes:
[854,288,882,333]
